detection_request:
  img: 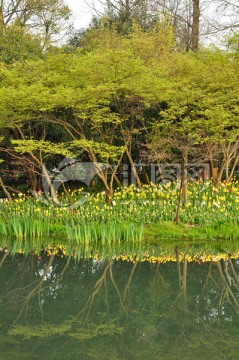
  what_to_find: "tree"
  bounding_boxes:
[156,0,203,52]
[0,0,71,47]
[205,0,239,37]
[90,0,156,33]
[28,0,71,48]
[0,26,42,63]
[89,0,201,51]
[149,48,239,221]
[1,21,239,196]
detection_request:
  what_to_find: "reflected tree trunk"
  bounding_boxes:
[0,251,8,268]
[176,247,188,311]
[217,261,239,314]
[123,260,138,302]
[16,253,55,321]
[109,263,128,316]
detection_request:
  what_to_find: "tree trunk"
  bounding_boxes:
[105,187,113,204]
[113,173,121,187]
[191,0,200,52]
[182,149,188,205]
[228,154,239,182]
[42,164,59,204]
[215,160,227,188]
[143,165,150,184]
[125,0,130,21]
[174,179,183,224]
[209,157,218,185]
[0,6,5,30]
[125,148,142,188]
[0,176,12,203]
[174,150,188,223]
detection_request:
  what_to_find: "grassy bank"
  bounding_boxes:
[1,180,239,243]
[144,221,239,242]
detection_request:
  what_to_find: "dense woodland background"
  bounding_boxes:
[0,0,239,198]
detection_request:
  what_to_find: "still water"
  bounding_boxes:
[0,245,239,360]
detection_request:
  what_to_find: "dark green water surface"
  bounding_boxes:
[0,249,239,359]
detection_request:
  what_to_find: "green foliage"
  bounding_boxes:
[12,139,73,158]
[0,27,42,64]
[69,140,125,162]
[1,22,239,198]
[225,32,239,55]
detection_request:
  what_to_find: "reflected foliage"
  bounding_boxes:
[0,249,239,359]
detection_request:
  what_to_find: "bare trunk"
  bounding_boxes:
[225,162,229,182]
[210,158,218,185]
[42,23,51,50]
[125,0,130,19]
[182,149,188,205]
[191,0,200,52]
[157,162,165,183]
[0,6,5,30]
[125,148,142,188]
[41,164,59,204]
[0,176,12,203]
[174,150,188,223]
[27,166,39,192]
[215,161,227,188]
[113,173,121,187]
[143,166,150,184]
[228,154,239,182]
[105,187,113,204]
[174,178,183,224]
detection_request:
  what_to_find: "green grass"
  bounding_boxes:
[145,221,239,243]
[65,221,143,245]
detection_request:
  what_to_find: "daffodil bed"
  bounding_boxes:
[0,180,239,244]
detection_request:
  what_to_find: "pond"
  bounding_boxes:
[0,241,239,360]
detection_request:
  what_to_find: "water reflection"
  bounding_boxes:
[0,248,239,359]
